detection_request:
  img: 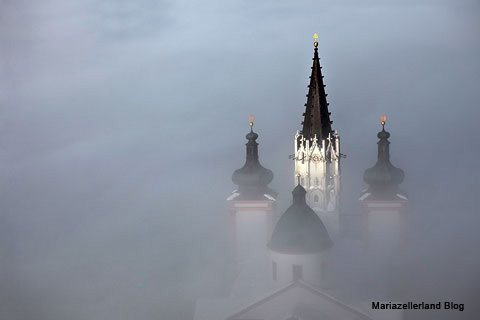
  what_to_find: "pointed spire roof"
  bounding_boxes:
[301,35,333,141]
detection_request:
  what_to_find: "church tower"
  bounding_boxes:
[228,116,277,266]
[293,34,341,236]
[359,114,407,250]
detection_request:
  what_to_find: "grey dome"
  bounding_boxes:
[268,185,332,254]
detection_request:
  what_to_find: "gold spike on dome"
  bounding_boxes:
[380,114,386,126]
[249,114,254,127]
[313,33,318,47]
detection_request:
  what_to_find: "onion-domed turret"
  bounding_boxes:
[268,183,332,254]
[231,116,274,201]
[362,114,406,200]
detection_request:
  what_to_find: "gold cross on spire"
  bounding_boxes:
[313,33,318,47]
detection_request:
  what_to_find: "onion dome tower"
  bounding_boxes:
[359,115,408,251]
[293,33,341,239]
[230,115,276,202]
[228,116,276,266]
[360,114,407,202]
[268,181,331,286]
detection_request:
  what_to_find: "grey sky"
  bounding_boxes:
[1,0,479,319]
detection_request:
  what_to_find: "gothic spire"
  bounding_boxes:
[301,33,333,141]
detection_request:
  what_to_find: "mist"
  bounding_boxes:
[1,0,479,319]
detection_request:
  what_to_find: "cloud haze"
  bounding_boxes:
[1,0,479,319]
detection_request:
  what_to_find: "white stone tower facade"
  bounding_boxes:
[294,131,340,212]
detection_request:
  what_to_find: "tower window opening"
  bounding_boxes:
[293,264,303,281]
[314,195,319,202]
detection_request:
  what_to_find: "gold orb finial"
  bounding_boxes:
[249,114,254,127]
[380,114,386,126]
[313,33,318,47]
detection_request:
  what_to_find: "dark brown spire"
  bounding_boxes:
[301,41,333,141]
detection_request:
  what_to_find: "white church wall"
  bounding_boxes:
[366,209,403,253]
[233,209,273,264]
[269,250,323,286]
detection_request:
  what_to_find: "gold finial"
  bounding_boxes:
[313,33,318,47]
[249,114,254,127]
[380,114,386,126]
